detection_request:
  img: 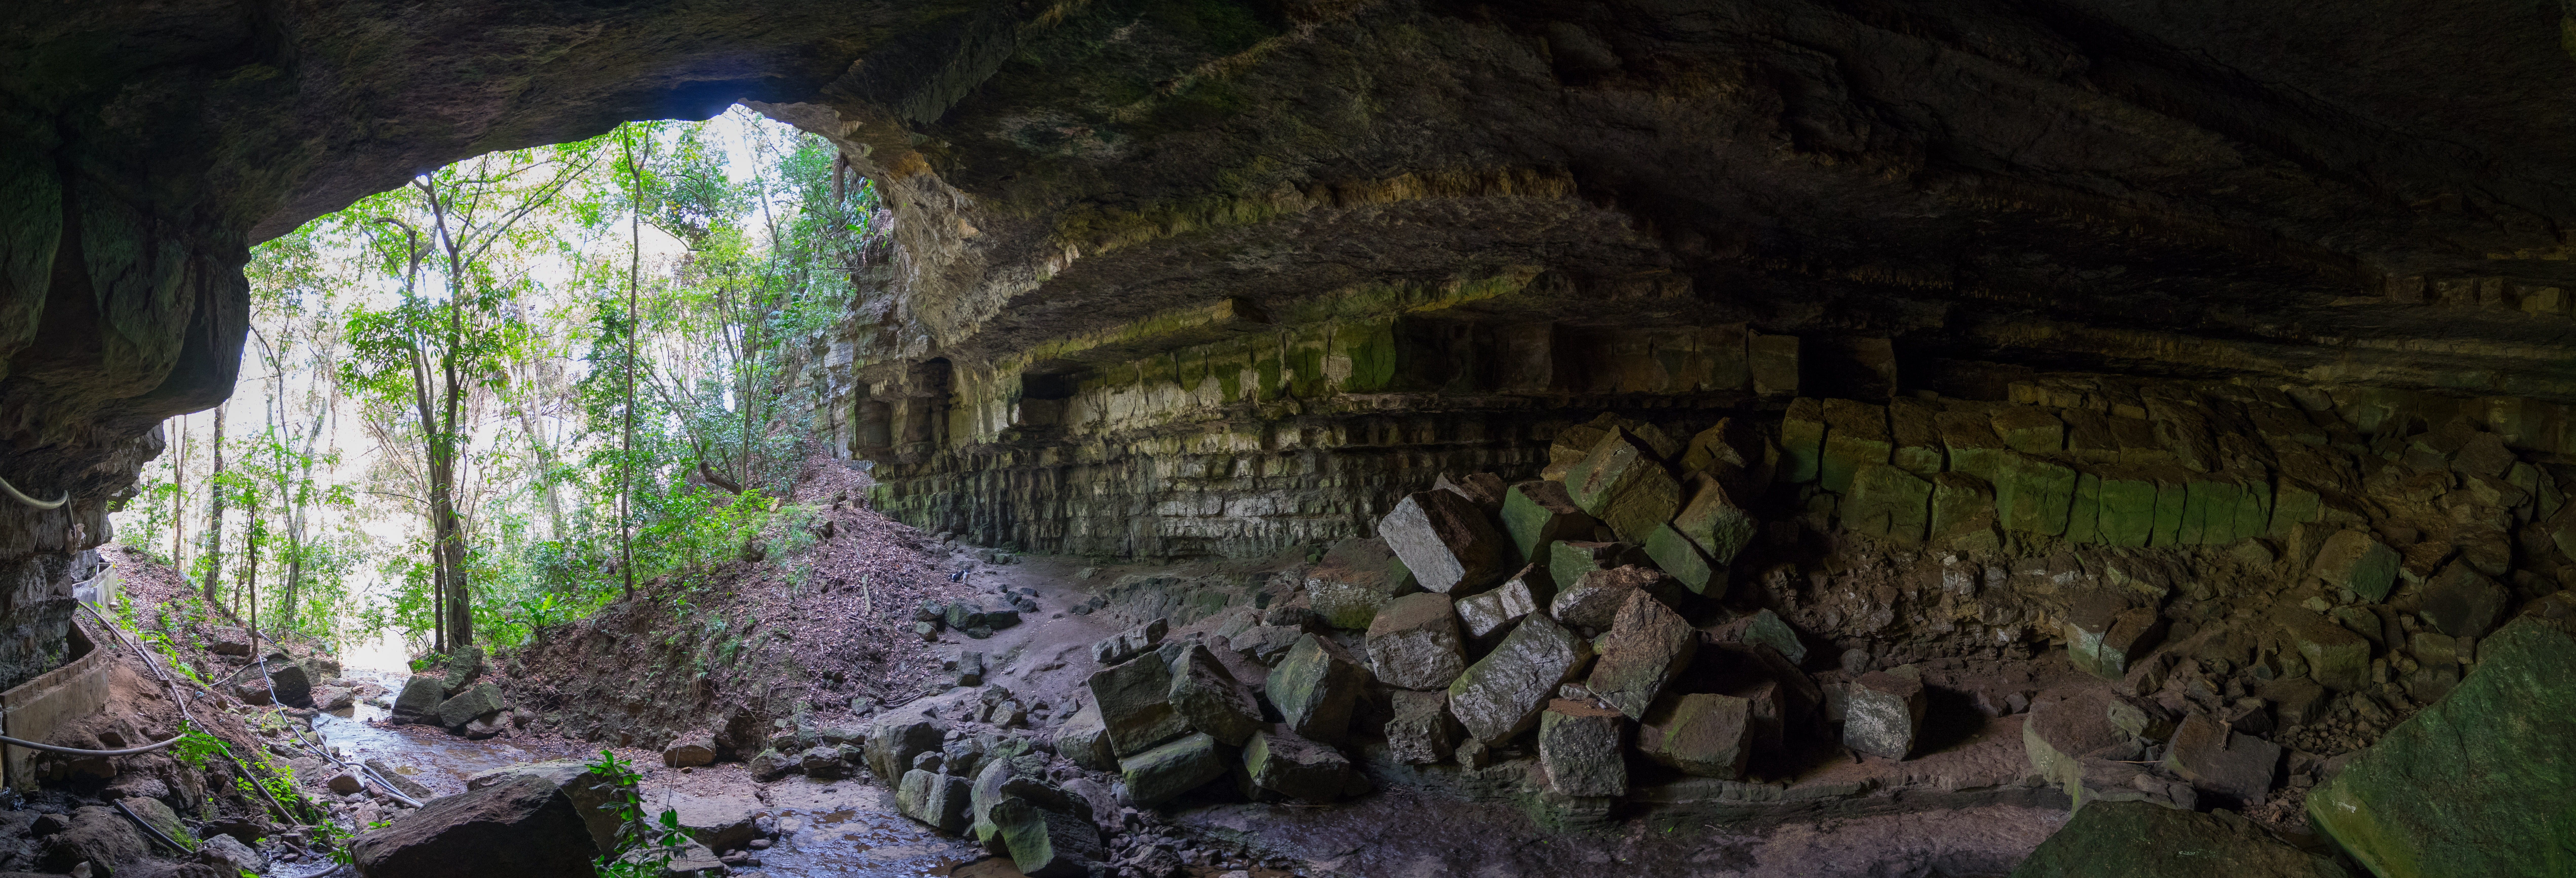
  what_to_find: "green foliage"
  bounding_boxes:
[586,748,689,877]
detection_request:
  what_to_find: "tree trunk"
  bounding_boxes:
[171,414,186,568]
[202,403,225,608]
[621,128,640,601]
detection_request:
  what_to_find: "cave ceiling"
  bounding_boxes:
[8,0,2576,503]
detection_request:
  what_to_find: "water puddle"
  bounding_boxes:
[715,779,986,877]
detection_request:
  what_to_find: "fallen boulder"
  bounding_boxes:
[867,716,948,782]
[1842,671,1925,760]
[991,797,1105,878]
[1501,481,1599,565]
[435,682,505,730]
[39,806,145,876]
[1448,613,1594,745]
[1378,489,1511,595]
[1550,565,1676,631]
[1537,700,1627,797]
[1241,728,1353,803]
[1584,590,1696,719]
[351,769,626,877]
[2009,799,2353,878]
[2307,616,2576,878]
[1092,618,1170,667]
[1054,700,1117,772]
[662,732,716,768]
[2161,712,2279,807]
[1265,634,1367,744]
[1383,690,1462,765]
[2309,530,2398,602]
[391,675,445,725]
[1119,732,1227,807]
[1086,650,1188,756]
[1363,592,1467,690]
[442,645,485,695]
[1165,644,1262,747]
[1636,692,1752,779]
[897,770,972,832]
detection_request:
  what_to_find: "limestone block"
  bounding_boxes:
[1938,409,2010,483]
[2420,561,2506,638]
[867,716,948,782]
[1363,592,1468,690]
[1306,548,1421,630]
[1384,690,1463,765]
[2093,467,2159,547]
[1265,634,1366,744]
[1584,591,1697,719]
[1092,618,1170,667]
[1053,701,1116,771]
[2022,689,2123,801]
[1888,399,1946,477]
[392,675,445,725]
[1166,644,1263,746]
[1495,564,1556,620]
[1240,729,1352,803]
[1548,539,1636,596]
[2161,713,2279,806]
[1379,490,1510,596]
[2307,618,2576,878]
[1641,522,1718,595]
[2278,609,2370,691]
[1670,477,1758,567]
[1550,565,1676,631]
[1995,452,2078,536]
[992,799,1104,878]
[2012,800,2352,878]
[1748,334,1800,397]
[1741,608,1808,666]
[1679,417,1766,483]
[1842,671,1925,760]
[436,682,504,729]
[1637,692,1752,779]
[1844,463,1932,545]
[1564,428,1681,542]
[1119,732,1227,807]
[1991,406,2065,454]
[1455,591,1517,648]
[896,770,972,832]
[1780,398,1827,484]
[1538,701,1628,797]
[2309,530,2398,601]
[1500,481,1597,565]
[1447,613,1595,745]
[1433,471,1508,511]
[1929,472,1998,546]
[1819,399,1891,494]
[1085,651,1187,756]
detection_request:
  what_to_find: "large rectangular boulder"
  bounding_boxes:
[1447,613,1595,744]
[1265,634,1367,744]
[1086,654,1188,757]
[2306,614,2576,878]
[392,675,446,725]
[897,769,972,832]
[2277,608,2370,691]
[1550,565,1678,631]
[991,798,1104,878]
[1240,729,1353,803]
[1844,463,1932,545]
[1564,427,1682,542]
[1637,692,1752,779]
[1384,690,1463,765]
[1165,644,1262,746]
[2160,712,2279,807]
[1842,671,1925,760]
[1780,398,1827,484]
[351,769,628,877]
[436,682,505,729]
[1584,591,1696,719]
[1818,399,1891,494]
[1500,481,1598,566]
[1538,701,1628,797]
[1052,701,1117,771]
[1641,523,1718,595]
[1379,490,1511,595]
[1363,592,1467,690]
[1671,477,1759,567]
[1119,732,1227,807]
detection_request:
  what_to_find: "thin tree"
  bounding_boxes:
[201,402,225,608]
[620,126,641,601]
